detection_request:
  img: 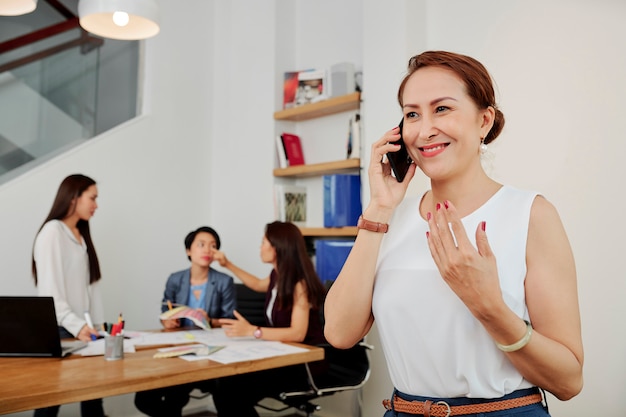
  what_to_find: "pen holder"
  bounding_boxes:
[104,334,124,361]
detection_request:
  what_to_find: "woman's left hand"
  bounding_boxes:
[218,310,254,337]
[426,199,502,315]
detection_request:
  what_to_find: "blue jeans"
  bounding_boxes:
[383,387,550,417]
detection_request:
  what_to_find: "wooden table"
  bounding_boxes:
[0,342,323,414]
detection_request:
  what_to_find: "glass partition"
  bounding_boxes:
[0,0,139,184]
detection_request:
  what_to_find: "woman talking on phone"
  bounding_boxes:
[324,51,583,416]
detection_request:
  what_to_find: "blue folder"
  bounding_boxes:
[315,239,355,284]
[323,174,362,227]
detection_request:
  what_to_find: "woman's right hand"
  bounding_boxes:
[76,324,99,342]
[366,128,417,217]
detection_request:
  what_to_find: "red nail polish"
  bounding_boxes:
[436,203,441,211]
[426,231,430,238]
[481,221,486,232]
[444,200,449,209]
[427,212,431,220]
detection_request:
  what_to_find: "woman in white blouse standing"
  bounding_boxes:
[31,173,106,417]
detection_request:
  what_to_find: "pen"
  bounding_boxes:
[84,311,97,341]
[167,300,173,310]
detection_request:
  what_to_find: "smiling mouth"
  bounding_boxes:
[419,143,449,153]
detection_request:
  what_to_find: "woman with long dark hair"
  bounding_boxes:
[32,173,106,417]
[211,221,327,417]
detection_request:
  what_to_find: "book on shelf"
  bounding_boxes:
[323,174,362,227]
[153,343,225,359]
[295,69,327,106]
[275,135,288,168]
[346,113,361,159]
[159,305,210,330]
[274,184,307,226]
[281,133,305,166]
[315,239,355,285]
[283,70,300,109]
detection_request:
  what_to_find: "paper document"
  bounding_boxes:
[182,339,309,364]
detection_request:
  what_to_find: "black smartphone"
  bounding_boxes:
[387,118,412,182]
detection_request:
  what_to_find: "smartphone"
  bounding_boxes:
[387,118,412,182]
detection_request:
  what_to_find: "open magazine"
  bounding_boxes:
[159,305,210,330]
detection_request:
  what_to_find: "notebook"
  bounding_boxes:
[0,296,87,358]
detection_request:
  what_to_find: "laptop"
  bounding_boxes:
[0,296,87,358]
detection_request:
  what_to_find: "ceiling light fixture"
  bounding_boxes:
[0,0,37,16]
[78,0,160,41]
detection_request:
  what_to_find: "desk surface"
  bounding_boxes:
[0,342,323,415]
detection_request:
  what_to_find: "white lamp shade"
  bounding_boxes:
[78,0,160,40]
[0,0,37,16]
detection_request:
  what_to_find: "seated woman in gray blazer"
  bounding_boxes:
[135,226,236,417]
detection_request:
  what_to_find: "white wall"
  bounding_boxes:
[1,0,625,416]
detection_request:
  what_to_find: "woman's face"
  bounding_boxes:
[401,66,493,181]
[260,236,276,265]
[186,232,217,267]
[73,185,98,221]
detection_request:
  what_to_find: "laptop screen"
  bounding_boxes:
[0,296,63,357]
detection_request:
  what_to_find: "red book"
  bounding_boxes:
[281,133,305,166]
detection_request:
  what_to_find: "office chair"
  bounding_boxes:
[257,340,372,416]
[234,283,267,326]
[234,282,373,417]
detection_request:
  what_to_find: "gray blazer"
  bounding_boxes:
[161,268,236,321]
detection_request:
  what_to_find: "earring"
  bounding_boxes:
[480,139,488,154]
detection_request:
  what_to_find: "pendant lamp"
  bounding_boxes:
[78,0,160,40]
[0,0,37,16]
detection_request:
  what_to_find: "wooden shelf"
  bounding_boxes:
[274,92,361,121]
[300,227,357,237]
[273,158,360,178]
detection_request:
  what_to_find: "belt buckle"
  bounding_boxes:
[436,401,451,417]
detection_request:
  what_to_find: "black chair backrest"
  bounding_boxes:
[314,342,370,389]
[234,283,266,327]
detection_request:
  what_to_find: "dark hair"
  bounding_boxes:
[397,50,505,145]
[32,174,101,285]
[265,221,325,311]
[185,226,221,261]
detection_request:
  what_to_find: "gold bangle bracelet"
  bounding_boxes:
[496,320,533,352]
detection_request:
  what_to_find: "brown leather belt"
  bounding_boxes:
[382,392,543,416]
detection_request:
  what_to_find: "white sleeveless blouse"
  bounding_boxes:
[372,185,537,398]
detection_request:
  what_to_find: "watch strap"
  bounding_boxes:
[357,215,389,233]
